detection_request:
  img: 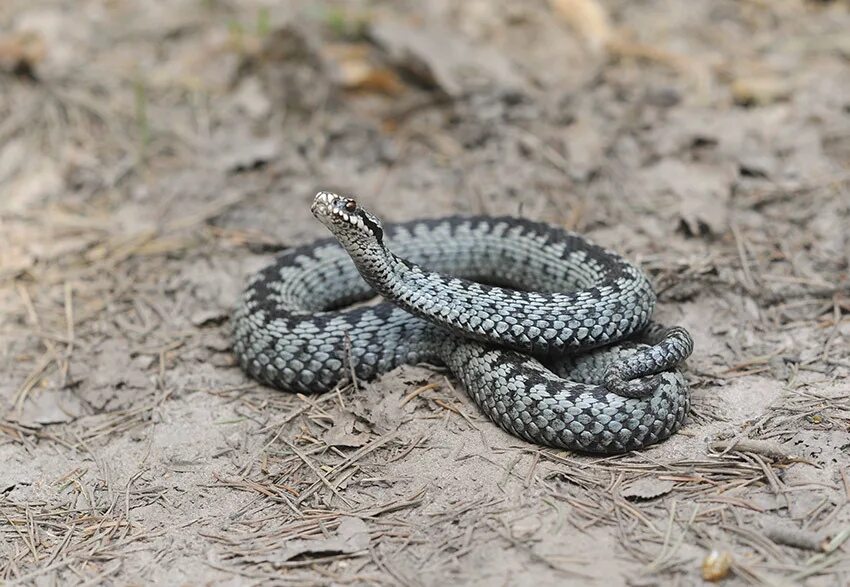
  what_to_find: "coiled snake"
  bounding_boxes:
[233,192,693,453]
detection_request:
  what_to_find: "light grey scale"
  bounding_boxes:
[232,192,694,454]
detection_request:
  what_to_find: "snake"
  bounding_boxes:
[232,192,694,453]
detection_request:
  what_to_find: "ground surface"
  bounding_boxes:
[1,0,850,585]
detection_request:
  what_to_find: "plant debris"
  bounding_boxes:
[1,0,849,584]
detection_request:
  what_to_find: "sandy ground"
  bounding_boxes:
[1,0,850,585]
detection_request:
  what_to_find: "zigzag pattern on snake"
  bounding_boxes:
[232,192,693,453]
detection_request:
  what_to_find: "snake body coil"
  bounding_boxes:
[233,192,693,453]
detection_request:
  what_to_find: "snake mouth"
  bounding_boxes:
[312,191,384,242]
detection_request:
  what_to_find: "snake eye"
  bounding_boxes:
[344,199,357,212]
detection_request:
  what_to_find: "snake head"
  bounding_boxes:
[311,191,384,242]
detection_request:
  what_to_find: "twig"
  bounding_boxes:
[710,439,797,461]
[284,440,352,507]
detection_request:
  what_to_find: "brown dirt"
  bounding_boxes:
[2,0,850,585]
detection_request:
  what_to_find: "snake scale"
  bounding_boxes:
[233,192,694,453]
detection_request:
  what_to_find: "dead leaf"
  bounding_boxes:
[369,20,525,97]
[0,221,36,278]
[731,76,791,107]
[349,366,428,434]
[214,129,280,172]
[323,411,369,448]
[640,159,736,237]
[549,0,612,52]
[252,517,369,563]
[550,0,703,86]
[622,477,676,500]
[13,388,84,426]
[0,153,62,213]
[202,333,233,353]
[0,32,45,76]
[762,521,828,552]
[563,119,606,181]
[73,340,151,411]
[232,76,272,120]
[324,43,405,95]
[191,310,229,328]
